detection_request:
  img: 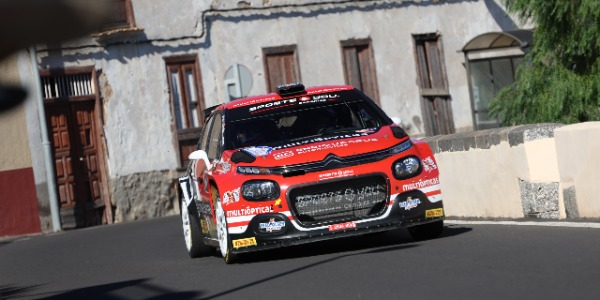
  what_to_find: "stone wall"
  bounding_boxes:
[423,122,600,221]
[109,170,182,222]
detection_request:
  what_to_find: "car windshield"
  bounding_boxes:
[226,89,387,150]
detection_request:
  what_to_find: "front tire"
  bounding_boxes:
[408,220,444,241]
[180,196,212,258]
[215,196,238,264]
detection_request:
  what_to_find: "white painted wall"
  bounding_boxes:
[435,143,525,219]
[31,0,522,179]
[555,122,600,218]
[202,0,520,136]
[432,123,600,220]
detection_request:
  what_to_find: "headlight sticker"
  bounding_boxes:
[422,156,438,173]
[222,188,240,206]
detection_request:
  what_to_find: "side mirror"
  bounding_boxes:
[188,150,211,169]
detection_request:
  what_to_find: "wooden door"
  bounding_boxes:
[46,100,104,227]
[263,45,301,93]
[414,34,455,136]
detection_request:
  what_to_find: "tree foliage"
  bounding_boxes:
[489,0,600,125]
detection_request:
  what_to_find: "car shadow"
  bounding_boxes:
[1,284,46,300]
[238,223,473,264]
[8,279,203,300]
[439,223,473,238]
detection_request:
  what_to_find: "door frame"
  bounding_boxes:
[40,66,112,224]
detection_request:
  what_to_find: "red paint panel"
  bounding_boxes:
[0,168,41,237]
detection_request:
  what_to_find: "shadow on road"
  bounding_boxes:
[439,224,473,238]
[200,224,473,299]
[203,243,419,300]
[241,223,473,264]
[1,284,45,299]
[1,279,203,300]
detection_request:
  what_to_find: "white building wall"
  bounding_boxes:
[36,0,520,177]
[201,0,519,137]
[26,0,524,221]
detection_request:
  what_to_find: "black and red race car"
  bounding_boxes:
[178,83,444,263]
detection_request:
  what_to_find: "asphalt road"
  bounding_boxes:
[1,216,600,300]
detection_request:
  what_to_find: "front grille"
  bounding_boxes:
[288,175,388,227]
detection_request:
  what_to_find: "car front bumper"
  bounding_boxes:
[228,189,444,254]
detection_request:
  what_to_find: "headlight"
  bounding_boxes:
[241,180,280,200]
[392,156,421,180]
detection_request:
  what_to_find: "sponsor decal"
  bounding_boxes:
[425,208,444,219]
[309,87,344,94]
[273,150,294,160]
[232,237,257,249]
[318,170,355,181]
[249,98,297,113]
[399,197,421,211]
[272,132,374,150]
[348,138,378,144]
[328,221,357,232]
[402,177,440,192]
[227,205,274,218]
[259,218,286,233]
[222,188,240,206]
[200,219,209,234]
[273,199,282,208]
[232,96,278,108]
[242,146,273,157]
[296,141,348,155]
[422,156,438,173]
[298,94,340,105]
[295,184,387,217]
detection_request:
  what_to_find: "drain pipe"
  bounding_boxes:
[29,46,61,232]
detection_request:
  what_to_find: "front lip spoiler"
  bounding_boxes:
[230,216,444,254]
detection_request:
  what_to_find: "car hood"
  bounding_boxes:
[231,126,405,167]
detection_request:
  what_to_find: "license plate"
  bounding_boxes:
[328,221,357,232]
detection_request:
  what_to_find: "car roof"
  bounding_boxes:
[222,84,354,111]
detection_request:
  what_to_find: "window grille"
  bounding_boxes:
[42,74,94,99]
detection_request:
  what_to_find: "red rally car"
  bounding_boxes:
[178,83,444,263]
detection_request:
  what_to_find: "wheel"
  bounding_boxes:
[408,220,444,241]
[215,195,238,264]
[180,196,212,258]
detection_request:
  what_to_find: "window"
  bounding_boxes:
[103,0,136,30]
[462,30,532,130]
[205,114,223,161]
[468,57,523,130]
[225,90,385,150]
[414,33,455,136]
[198,116,214,152]
[165,56,206,167]
[341,39,380,105]
[263,45,301,93]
